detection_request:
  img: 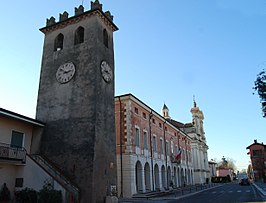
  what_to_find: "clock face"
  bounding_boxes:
[56,62,76,84]
[100,61,113,83]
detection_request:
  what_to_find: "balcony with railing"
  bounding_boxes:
[0,142,26,164]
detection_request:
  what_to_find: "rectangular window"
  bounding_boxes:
[143,131,148,149]
[134,107,139,114]
[153,136,157,152]
[135,127,140,147]
[253,150,262,156]
[160,139,164,154]
[166,141,169,155]
[11,131,24,148]
[15,178,24,187]
[171,142,174,154]
[143,112,146,119]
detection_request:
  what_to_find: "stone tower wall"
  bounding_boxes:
[35,3,118,202]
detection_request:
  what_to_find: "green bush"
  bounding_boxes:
[15,188,37,203]
[211,176,230,183]
[38,186,62,203]
[14,185,62,203]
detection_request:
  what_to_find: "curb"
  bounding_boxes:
[150,184,224,201]
[252,183,266,196]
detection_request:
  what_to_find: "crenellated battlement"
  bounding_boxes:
[75,5,84,16]
[46,16,56,26]
[44,0,114,29]
[59,11,69,22]
[91,0,102,11]
[104,11,113,21]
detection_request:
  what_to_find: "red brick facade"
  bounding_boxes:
[114,94,194,197]
[246,140,266,182]
[115,94,192,163]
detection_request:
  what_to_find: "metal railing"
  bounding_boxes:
[0,142,26,163]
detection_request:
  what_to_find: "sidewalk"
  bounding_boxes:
[118,183,223,202]
[150,183,223,201]
[253,182,266,196]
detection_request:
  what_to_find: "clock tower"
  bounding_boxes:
[35,1,118,202]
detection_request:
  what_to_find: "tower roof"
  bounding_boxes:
[162,103,169,110]
[40,1,118,34]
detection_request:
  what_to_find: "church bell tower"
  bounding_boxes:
[35,1,118,202]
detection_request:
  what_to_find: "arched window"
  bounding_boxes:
[54,33,64,51]
[103,29,108,48]
[74,26,84,45]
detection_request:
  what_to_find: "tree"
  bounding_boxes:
[247,164,252,179]
[253,70,266,117]
[38,185,62,203]
[217,156,237,171]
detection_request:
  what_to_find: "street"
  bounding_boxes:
[167,183,266,203]
[119,183,266,203]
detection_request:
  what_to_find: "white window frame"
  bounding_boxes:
[135,125,140,148]
[166,141,169,156]
[11,130,24,148]
[143,130,148,150]
[160,138,164,155]
[153,134,157,152]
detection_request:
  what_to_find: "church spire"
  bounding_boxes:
[161,102,170,119]
[190,98,205,139]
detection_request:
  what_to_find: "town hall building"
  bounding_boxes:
[114,94,210,198]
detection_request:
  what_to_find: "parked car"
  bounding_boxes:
[239,178,250,186]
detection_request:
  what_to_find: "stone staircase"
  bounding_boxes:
[30,154,80,202]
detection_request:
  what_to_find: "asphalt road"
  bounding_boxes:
[168,182,266,203]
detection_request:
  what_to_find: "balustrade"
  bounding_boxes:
[0,142,26,164]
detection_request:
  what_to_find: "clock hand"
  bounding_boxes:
[64,70,72,73]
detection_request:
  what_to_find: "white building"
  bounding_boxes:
[0,108,77,202]
[184,101,210,184]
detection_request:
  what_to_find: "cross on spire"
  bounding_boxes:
[193,95,197,107]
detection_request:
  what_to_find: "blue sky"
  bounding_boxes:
[0,0,266,171]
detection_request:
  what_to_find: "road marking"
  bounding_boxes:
[212,191,216,194]
[237,190,242,193]
[229,191,233,193]
[246,190,251,192]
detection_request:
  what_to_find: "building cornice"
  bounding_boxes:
[0,108,45,127]
[40,9,118,34]
[115,93,192,140]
